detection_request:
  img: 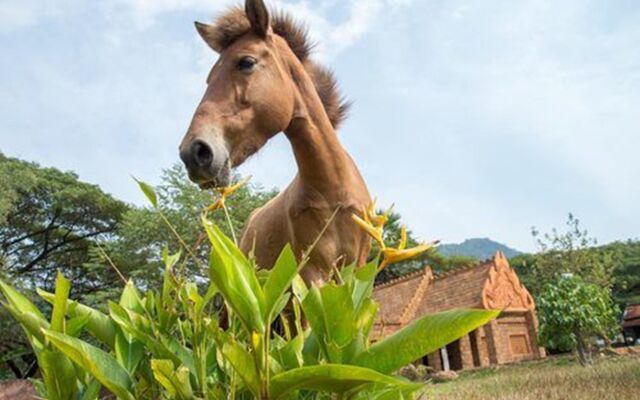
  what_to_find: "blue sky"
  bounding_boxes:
[1,0,639,251]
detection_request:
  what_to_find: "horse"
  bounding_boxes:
[179,0,371,286]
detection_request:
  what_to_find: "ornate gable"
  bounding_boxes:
[481,252,535,311]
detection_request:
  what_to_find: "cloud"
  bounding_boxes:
[0,0,83,32]
[1,0,638,252]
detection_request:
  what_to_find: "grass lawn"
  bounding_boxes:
[426,354,640,400]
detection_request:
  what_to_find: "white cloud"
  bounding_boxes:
[0,0,83,32]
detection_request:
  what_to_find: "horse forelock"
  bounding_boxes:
[209,6,350,129]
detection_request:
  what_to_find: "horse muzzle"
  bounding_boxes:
[179,138,231,189]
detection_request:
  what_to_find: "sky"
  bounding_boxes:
[1,0,639,252]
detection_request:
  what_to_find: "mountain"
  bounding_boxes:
[437,238,521,260]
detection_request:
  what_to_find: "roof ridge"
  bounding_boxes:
[374,267,429,289]
[399,268,433,324]
[433,258,494,280]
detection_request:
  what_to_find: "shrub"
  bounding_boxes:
[0,181,498,399]
[537,274,618,366]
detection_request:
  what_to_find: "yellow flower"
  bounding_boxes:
[366,199,394,228]
[351,213,385,248]
[379,226,439,271]
[251,331,261,350]
[351,199,396,248]
[206,176,251,212]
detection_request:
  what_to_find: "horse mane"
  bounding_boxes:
[207,7,350,129]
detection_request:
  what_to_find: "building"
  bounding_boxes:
[372,252,546,371]
[622,304,640,343]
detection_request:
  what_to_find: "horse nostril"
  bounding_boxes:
[192,140,213,167]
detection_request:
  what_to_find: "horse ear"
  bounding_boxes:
[245,0,270,37]
[194,21,222,53]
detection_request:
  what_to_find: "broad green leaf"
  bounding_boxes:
[51,271,71,333]
[302,283,355,362]
[269,364,416,399]
[39,290,116,348]
[67,314,91,338]
[115,331,145,375]
[209,238,266,332]
[263,244,298,322]
[79,380,102,400]
[3,306,48,346]
[151,359,194,400]
[120,280,144,314]
[0,278,45,320]
[39,348,78,400]
[272,334,304,371]
[353,308,500,374]
[134,178,158,208]
[319,284,355,347]
[220,340,260,397]
[291,275,308,303]
[43,330,135,400]
[206,219,265,333]
[352,260,378,310]
[109,302,188,369]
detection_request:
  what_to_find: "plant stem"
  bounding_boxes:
[222,204,238,245]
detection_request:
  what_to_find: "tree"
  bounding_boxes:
[537,274,618,366]
[104,164,278,286]
[522,213,620,295]
[0,153,129,293]
[0,153,130,378]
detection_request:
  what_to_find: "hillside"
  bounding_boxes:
[437,238,521,260]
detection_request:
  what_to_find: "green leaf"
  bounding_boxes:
[119,280,144,314]
[204,217,265,333]
[220,339,261,398]
[269,364,416,399]
[263,244,298,322]
[51,271,71,333]
[38,289,116,348]
[151,359,194,400]
[351,260,378,310]
[115,331,145,375]
[43,330,135,400]
[301,283,355,362]
[39,348,78,400]
[134,177,158,208]
[353,308,500,374]
[0,278,45,320]
[3,306,48,346]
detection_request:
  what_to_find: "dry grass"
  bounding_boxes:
[426,354,640,400]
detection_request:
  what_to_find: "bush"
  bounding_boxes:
[0,182,498,399]
[537,274,618,366]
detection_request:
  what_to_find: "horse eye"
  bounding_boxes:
[237,57,257,72]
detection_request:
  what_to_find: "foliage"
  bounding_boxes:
[537,275,618,366]
[107,164,277,287]
[0,153,129,379]
[0,181,499,399]
[518,214,620,296]
[608,240,640,306]
[0,153,128,293]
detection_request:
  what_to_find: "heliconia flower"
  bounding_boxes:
[351,213,385,248]
[206,176,251,211]
[365,199,394,229]
[379,238,440,272]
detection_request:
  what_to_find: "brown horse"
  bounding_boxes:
[179,0,371,285]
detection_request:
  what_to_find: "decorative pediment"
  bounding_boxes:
[482,252,535,311]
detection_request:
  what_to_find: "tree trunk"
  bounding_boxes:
[575,333,593,367]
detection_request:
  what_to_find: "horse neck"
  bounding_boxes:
[284,64,356,197]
